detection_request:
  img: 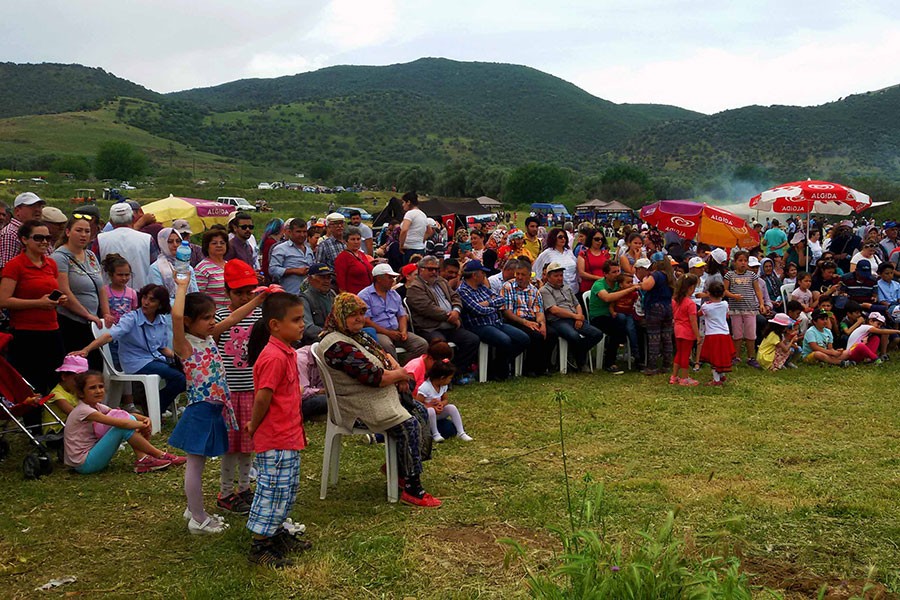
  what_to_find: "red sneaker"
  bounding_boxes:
[134,455,172,474]
[400,491,442,508]
[160,452,186,466]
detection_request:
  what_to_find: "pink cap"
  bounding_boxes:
[56,355,89,374]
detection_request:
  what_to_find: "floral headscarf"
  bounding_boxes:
[321,293,391,368]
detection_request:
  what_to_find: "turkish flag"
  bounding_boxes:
[442,214,456,240]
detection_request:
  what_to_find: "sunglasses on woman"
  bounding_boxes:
[30,234,52,243]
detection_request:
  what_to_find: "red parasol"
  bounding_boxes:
[640,200,759,249]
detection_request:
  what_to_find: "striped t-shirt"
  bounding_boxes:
[215,306,263,392]
[195,259,228,310]
[725,269,760,314]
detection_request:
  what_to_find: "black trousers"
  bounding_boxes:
[58,314,103,372]
[512,320,555,375]
[8,329,66,428]
[420,326,481,375]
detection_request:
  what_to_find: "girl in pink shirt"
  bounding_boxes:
[671,274,700,386]
[403,339,453,395]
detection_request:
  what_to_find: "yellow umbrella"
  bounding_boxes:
[140,195,236,233]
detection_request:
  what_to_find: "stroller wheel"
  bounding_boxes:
[39,452,53,476]
[23,452,41,479]
[0,438,10,461]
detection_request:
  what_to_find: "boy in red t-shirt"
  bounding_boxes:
[246,292,309,567]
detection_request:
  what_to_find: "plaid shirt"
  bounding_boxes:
[315,236,345,269]
[458,279,505,328]
[0,218,22,270]
[501,280,543,320]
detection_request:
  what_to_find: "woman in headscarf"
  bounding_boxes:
[149,227,199,301]
[259,217,284,283]
[314,293,440,507]
[759,257,784,313]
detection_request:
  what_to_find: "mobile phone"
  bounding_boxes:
[48,290,63,301]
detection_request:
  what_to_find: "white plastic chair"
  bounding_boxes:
[90,323,167,435]
[312,343,399,503]
[780,283,796,308]
[582,290,632,371]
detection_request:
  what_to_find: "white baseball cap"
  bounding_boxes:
[748,256,761,267]
[688,257,707,269]
[710,248,728,264]
[14,192,44,207]
[372,263,399,277]
[109,203,133,221]
[634,258,652,269]
[326,212,345,223]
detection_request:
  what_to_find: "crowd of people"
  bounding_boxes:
[2,188,899,568]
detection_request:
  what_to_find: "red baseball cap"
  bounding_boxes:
[224,259,257,289]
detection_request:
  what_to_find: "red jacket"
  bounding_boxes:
[334,250,373,295]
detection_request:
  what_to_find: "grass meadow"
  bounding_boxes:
[2,362,900,599]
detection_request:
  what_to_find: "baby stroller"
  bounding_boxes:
[0,332,64,479]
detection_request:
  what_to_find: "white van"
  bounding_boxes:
[217,196,257,212]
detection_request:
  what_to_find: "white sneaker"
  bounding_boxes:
[183,508,226,524]
[188,516,227,535]
[282,518,306,535]
[457,432,474,442]
[433,434,445,443]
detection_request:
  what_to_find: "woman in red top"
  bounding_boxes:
[0,220,69,396]
[334,226,373,294]
[577,228,610,293]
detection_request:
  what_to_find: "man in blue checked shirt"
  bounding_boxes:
[269,219,315,295]
[501,262,554,377]
[458,260,529,381]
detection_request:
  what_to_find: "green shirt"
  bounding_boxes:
[588,277,619,319]
[764,228,788,256]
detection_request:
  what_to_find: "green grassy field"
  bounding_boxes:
[2,363,899,599]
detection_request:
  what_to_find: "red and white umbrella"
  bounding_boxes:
[640,200,759,249]
[748,180,871,215]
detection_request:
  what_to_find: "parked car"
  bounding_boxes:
[257,182,272,190]
[335,206,374,221]
[119,182,136,190]
[217,196,257,212]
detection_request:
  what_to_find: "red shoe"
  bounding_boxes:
[160,452,186,466]
[134,455,171,474]
[400,491,442,508]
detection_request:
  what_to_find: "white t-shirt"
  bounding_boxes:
[402,208,428,250]
[98,227,152,290]
[357,223,373,241]
[417,379,447,403]
[850,252,880,272]
[700,300,730,336]
[846,324,873,349]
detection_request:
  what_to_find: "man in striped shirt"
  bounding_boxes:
[457,260,529,381]
[501,262,553,377]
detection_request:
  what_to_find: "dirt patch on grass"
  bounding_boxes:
[742,555,897,599]
[415,523,558,581]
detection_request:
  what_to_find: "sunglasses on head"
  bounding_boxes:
[30,234,52,243]
[239,224,255,231]
[72,213,95,221]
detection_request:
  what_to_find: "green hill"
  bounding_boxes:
[0,63,160,119]
[618,85,900,180]
[148,58,702,170]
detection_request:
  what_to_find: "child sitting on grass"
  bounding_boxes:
[43,355,88,434]
[756,313,799,371]
[415,359,473,443]
[846,312,899,364]
[63,371,185,474]
[802,309,853,366]
[838,301,865,349]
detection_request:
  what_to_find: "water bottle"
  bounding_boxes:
[175,240,192,281]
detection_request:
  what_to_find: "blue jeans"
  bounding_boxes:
[549,318,604,367]
[616,313,641,362]
[136,359,187,412]
[76,417,136,474]
[468,323,530,380]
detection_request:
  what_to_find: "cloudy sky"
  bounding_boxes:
[5,0,900,113]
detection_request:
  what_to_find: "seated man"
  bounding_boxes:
[358,263,428,361]
[295,345,327,421]
[540,262,604,372]
[299,263,337,345]
[501,261,555,377]
[406,255,480,381]
[587,261,633,374]
[841,261,879,312]
[440,258,461,291]
[457,259,530,381]
[489,259,518,295]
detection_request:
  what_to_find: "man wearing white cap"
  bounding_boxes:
[0,192,45,269]
[97,203,153,290]
[41,206,68,250]
[358,263,428,360]
[315,212,346,269]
